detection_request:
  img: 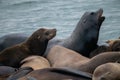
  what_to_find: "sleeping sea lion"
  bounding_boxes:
[93,63,120,80]
[47,45,120,74]
[77,51,120,73]
[17,68,92,80]
[0,28,56,68]
[20,55,50,70]
[47,45,89,68]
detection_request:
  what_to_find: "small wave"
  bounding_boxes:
[10,0,38,6]
[0,0,39,7]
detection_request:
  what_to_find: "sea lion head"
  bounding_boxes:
[81,8,105,41]
[82,8,105,30]
[29,28,56,42]
[106,39,120,51]
[78,9,105,56]
[26,28,56,55]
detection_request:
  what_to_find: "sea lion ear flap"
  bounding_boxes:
[105,40,113,45]
[37,36,41,39]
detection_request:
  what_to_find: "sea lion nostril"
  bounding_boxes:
[90,12,94,15]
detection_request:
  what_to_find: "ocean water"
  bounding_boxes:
[0,0,120,45]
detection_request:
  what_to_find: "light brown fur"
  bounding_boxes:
[47,45,120,73]
[20,56,50,70]
[106,39,120,51]
[93,63,120,80]
[47,45,89,69]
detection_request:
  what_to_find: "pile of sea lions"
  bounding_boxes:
[0,8,120,80]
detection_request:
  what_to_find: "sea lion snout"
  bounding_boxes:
[96,8,105,27]
[97,8,103,17]
[46,28,56,40]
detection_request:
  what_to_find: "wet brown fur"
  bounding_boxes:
[0,28,56,68]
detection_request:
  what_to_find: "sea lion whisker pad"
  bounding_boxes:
[0,28,56,68]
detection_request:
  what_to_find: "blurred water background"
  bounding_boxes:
[0,0,120,45]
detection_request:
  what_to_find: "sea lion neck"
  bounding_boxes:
[25,39,48,56]
[62,19,86,50]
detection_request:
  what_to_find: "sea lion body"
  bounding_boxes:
[0,8,105,57]
[0,66,17,80]
[93,63,120,80]
[17,68,92,80]
[0,28,56,68]
[47,45,120,74]
[7,67,33,80]
[0,33,28,51]
[20,55,50,70]
[77,52,120,73]
[47,45,89,68]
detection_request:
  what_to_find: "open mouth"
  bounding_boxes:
[97,8,105,26]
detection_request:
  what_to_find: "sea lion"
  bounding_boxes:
[77,52,120,73]
[0,8,105,57]
[89,38,120,58]
[7,67,33,80]
[47,45,120,74]
[89,45,110,58]
[0,33,28,52]
[0,66,17,80]
[17,68,92,80]
[47,45,89,68]
[93,63,120,80]
[20,55,50,70]
[0,28,56,68]
[106,39,120,51]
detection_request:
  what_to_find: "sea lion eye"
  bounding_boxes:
[83,19,87,23]
[90,12,94,15]
[37,36,41,39]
